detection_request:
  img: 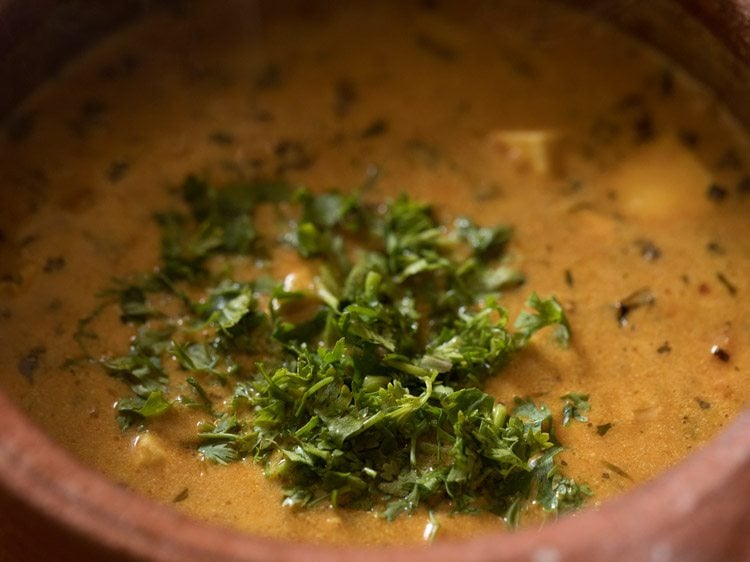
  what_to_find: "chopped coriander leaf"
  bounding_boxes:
[476,264,526,292]
[173,342,220,374]
[455,216,513,260]
[382,194,450,280]
[117,285,157,323]
[185,376,213,410]
[157,176,293,281]
[514,293,571,346]
[116,390,171,429]
[92,177,585,525]
[103,353,168,399]
[561,392,591,426]
[425,297,514,386]
[193,280,257,330]
[199,443,240,465]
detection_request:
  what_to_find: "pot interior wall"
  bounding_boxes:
[570,0,750,126]
[2,0,750,127]
[0,0,143,119]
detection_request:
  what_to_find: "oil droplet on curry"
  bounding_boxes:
[0,0,748,546]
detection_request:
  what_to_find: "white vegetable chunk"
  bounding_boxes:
[605,136,714,220]
[131,432,167,468]
[487,130,564,177]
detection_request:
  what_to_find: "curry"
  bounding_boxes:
[0,0,748,546]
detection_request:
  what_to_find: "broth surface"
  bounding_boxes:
[1,0,749,545]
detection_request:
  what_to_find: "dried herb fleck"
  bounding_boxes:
[107,160,130,183]
[656,342,671,354]
[614,287,655,327]
[694,398,711,410]
[635,239,661,261]
[601,460,633,481]
[18,346,46,383]
[706,183,728,202]
[208,131,235,146]
[710,345,730,362]
[416,33,460,61]
[361,118,389,139]
[274,140,313,174]
[172,488,189,503]
[333,79,358,117]
[716,272,737,296]
[596,423,613,436]
[43,256,66,273]
[256,63,282,89]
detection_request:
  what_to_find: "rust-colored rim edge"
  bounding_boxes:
[0,0,144,116]
[678,0,750,64]
[1,385,749,562]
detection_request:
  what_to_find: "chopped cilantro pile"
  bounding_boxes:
[96,176,589,525]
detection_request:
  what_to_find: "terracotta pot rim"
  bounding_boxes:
[1,386,749,562]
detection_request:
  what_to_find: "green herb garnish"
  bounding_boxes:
[561,392,591,426]
[95,176,590,525]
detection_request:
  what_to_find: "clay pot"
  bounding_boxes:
[1,1,749,561]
